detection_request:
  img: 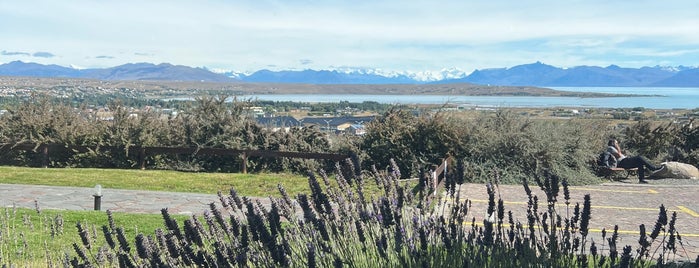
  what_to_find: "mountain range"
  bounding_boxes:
[1,60,697,87]
[0,61,234,82]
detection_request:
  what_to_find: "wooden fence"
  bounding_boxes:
[427,156,452,202]
[0,143,350,173]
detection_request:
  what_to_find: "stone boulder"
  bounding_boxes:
[648,162,699,180]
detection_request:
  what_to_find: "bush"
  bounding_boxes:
[0,96,334,173]
[622,119,699,167]
[363,109,608,184]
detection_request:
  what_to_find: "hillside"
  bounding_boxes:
[0,76,631,98]
[444,62,686,87]
[0,61,235,82]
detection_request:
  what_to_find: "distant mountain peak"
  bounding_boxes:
[328,66,468,82]
[653,65,692,72]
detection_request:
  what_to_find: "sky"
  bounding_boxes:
[1,0,698,74]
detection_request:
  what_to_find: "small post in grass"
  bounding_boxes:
[241,152,248,174]
[93,184,102,211]
[42,144,49,168]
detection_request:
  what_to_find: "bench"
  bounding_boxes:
[597,166,638,180]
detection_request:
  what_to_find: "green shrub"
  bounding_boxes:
[363,109,609,184]
[0,96,333,174]
[622,119,699,167]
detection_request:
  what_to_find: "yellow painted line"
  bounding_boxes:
[571,187,658,194]
[465,222,699,237]
[677,206,699,218]
[593,204,662,212]
[455,199,691,216]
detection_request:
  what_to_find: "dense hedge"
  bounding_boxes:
[2,96,696,185]
[0,96,331,173]
[362,109,611,184]
[361,109,698,185]
[623,120,699,167]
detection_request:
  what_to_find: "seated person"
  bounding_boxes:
[607,139,663,183]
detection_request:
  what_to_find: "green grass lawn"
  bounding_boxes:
[0,166,310,196]
[1,207,188,266]
[0,166,315,265]
[0,166,403,265]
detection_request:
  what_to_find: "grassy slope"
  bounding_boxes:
[1,207,188,266]
[0,166,309,265]
[0,166,306,265]
[0,166,405,264]
[0,166,309,196]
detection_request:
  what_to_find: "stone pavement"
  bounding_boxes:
[0,183,224,215]
[444,182,699,260]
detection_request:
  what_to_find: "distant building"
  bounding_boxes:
[348,124,366,135]
[300,116,375,134]
[246,106,265,117]
[552,109,580,117]
[256,116,301,132]
[95,111,114,121]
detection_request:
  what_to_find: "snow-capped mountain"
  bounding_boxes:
[405,68,469,82]
[206,66,470,83]
[203,67,250,80]
[656,65,694,73]
[329,67,468,82]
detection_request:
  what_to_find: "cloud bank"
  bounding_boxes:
[1,0,697,72]
[32,52,55,58]
[1,50,31,56]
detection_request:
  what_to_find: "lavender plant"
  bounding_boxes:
[61,164,697,267]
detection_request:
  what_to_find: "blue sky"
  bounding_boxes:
[1,0,698,73]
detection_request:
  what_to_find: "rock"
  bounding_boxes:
[649,162,699,180]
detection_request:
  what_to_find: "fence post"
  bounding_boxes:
[443,158,447,179]
[139,147,146,170]
[241,152,247,174]
[42,144,49,168]
[432,166,437,196]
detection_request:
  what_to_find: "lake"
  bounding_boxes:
[236,87,699,109]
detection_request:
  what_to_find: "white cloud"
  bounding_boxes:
[1,0,698,71]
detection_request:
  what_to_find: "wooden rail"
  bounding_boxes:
[0,143,350,173]
[429,156,452,198]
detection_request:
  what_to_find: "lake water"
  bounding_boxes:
[236,87,699,109]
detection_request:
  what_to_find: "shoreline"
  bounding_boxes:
[1,76,653,98]
[1,76,692,109]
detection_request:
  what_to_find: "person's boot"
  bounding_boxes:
[639,171,648,183]
[651,164,665,172]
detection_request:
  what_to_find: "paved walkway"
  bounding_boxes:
[446,182,699,260]
[0,184,224,215]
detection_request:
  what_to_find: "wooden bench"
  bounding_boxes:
[597,166,638,180]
